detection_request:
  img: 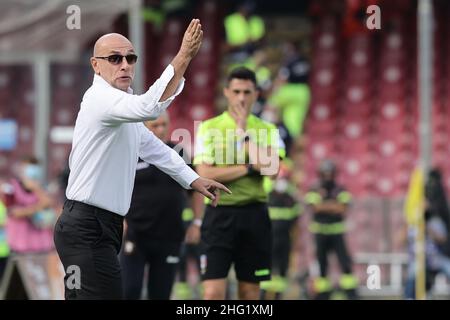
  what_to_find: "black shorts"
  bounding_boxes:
[200,202,272,283]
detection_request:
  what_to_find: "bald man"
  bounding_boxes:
[54,19,230,300]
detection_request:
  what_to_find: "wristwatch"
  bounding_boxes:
[192,218,202,227]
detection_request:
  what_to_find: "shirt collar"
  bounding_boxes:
[222,110,256,127]
[93,74,133,94]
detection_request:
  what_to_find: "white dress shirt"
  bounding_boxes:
[66,65,199,216]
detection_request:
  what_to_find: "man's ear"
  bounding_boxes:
[223,87,229,99]
[254,87,260,100]
[90,57,100,75]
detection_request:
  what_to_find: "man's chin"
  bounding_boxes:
[114,81,131,92]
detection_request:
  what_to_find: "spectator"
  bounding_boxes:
[304,159,358,300]
[260,105,293,158]
[224,1,266,62]
[2,156,55,254]
[260,160,300,300]
[268,41,310,138]
[404,169,450,299]
[0,197,9,281]
[425,169,450,255]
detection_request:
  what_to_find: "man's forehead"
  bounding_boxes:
[100,44,134,54]
[93,33,134,55]
[228,79,256,90]
[110,47,135,54]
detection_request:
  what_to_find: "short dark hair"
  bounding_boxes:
[226,67,257,87]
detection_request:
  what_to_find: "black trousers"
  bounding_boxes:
[178,220,201,283]
[178,242,201,283]
[272,219,296,277]
[119,230,181,300]
[315,233,352,277]
[54,200,124,300]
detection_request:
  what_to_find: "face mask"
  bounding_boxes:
[24,164,43,182]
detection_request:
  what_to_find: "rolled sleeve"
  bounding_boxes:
[141,64,185,111]
[154,75,185,110]
[100,65,184,125]
[175,165,200,189]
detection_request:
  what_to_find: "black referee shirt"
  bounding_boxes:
[126,142,188,242]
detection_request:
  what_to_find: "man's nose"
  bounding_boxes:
[120,57,130,70]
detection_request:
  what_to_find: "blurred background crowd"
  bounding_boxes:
[0,0,449,300]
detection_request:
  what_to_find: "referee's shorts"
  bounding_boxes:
[200,202,272,283]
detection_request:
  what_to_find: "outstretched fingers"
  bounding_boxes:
[186,18,196,34]
[211,181,231,194]
[200,187,215,201]
[195,20,202,36]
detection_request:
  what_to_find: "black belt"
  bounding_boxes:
[64,199,123,223]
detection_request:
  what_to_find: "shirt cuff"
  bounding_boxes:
[176,166,200,189]
[155,76,185,110]
[141,64,185,114]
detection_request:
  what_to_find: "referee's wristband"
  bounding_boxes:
[192,218,202,227]
[246,164,259,176]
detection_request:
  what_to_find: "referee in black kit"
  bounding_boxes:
[120,112,196,300]
[54,19,230,300]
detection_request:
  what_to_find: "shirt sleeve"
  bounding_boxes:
[138,124,199,189]
[101,65,184,125]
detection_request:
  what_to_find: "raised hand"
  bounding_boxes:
[180,19,203,59]
[232,101,248,132]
